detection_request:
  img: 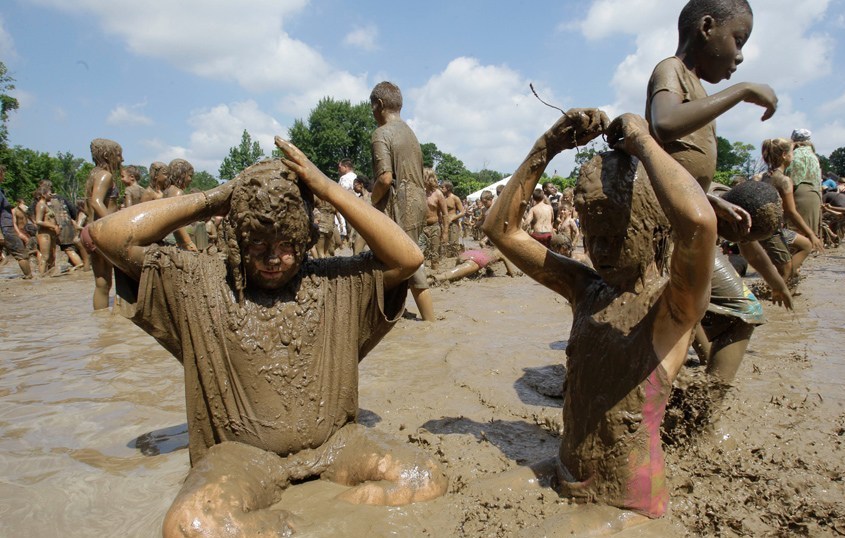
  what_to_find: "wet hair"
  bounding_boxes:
[90,138,122,171]
[424,167,439,191]
[532,189,545,202]
[168,159,194,190]
[123,165,141,183]
[717,181,783,242]
[575,151,671,275]
[678,0,752,41]
[339,158,353,169]
[480,190,494,202]
[718,181,782,242]
[496,185,504,195]
[550,233,573,256]
[370,81,403,112]
[442,180,454,192]
[149,161,169,188]
[222,159,318,301]
[761,138,792,171]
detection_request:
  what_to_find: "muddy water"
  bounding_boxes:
[0,251,843,536]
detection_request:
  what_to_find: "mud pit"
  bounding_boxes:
[0,249,843,536]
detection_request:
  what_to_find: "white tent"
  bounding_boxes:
[466,176,512,203]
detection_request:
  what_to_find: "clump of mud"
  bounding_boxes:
[664,365,845,536]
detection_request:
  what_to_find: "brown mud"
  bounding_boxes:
[1,249,844,536]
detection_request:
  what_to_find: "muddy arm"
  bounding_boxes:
[649,83,777,144]
[89,169,114,220]
[738,241,792,310]
[275,137,423,290]
[610,114,716,326]
[89,184,232,280]
[483,109,607,302]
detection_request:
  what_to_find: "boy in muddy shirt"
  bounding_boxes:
[88,138,446,536]
[485,111,716,518]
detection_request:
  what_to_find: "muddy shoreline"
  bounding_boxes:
[0,250,843,536]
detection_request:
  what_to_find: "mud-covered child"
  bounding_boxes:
[645,0,791,383]
[484,110,716,519]
[369,81,434,321]
[88,139,446,536]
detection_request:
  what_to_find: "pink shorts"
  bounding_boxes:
[459,249,494,269]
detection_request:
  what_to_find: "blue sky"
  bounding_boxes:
[2,0,844,179]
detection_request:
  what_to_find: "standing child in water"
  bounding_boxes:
[82,138,122,309]
[88,139,446,536]
[485,110,716,518]
[645,0,791,384]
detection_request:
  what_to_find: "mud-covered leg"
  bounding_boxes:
[321,424,448,506]
[163,442,302,538]
[705,320,754,384]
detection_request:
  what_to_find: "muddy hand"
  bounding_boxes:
[606,113,651,157]
[709,195,752,237]
[547,108,609,153]
[274,136,329,195]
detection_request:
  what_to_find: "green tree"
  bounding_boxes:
[219,130,264,180]
[49,151,88,200]
[435,152,480,198]
[1,146,56,201]
[191,170,220,191]
[568,139,608,178]
[284,97,376,178]
[421,142,443,169]
[0,62,19,152]
[828,147,845,177]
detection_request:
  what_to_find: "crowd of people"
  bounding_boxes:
[0,0,842,533]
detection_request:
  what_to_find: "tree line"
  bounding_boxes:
[2,59,844,203]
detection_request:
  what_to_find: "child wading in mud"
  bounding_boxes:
[646,0,792,384]
[484,110,716,518]
[88,139,446,536]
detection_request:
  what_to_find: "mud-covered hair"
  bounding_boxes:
[123,165,141,183]
[423,167,439,191]
[550,233,573,256]
[575,151,672,274]
[370,81,403,111]
[718,180,782,242]
[222,159,318,301]
[480,190,494,202]
[168,159,194,190]
[90,138,122,172]
[678,0,752,41]
[761,138,792,171]
[149,161,170,188]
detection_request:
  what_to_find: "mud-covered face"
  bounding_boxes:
[119,169,132,186]
[698,12,753,84]
[583,220,652,288]
[242,221,303,290]
[154,168,169,190]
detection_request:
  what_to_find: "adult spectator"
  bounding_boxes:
[786,129,823,236]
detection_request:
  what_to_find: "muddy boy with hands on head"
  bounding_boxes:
[87,138,447,537]
[484,110,716,520]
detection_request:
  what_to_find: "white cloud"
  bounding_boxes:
[813,121,845,156]
[144,100,284,174]
[344,25,378,51]
[107,104,153,126]
[0,15,17,61]
[29,0,369,119]
[819,92,845,115]
[410,57,579,175]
